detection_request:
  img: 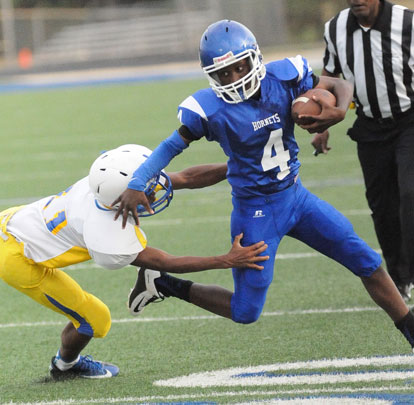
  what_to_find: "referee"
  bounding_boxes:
[312,0,414,301]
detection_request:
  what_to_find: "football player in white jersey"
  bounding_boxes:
[0,144,268,380]
[116,20,414,352]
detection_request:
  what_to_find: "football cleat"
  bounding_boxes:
[49,355,119,380]
[128,268,164,316]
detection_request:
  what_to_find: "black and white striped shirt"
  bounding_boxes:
[323,0,414,120]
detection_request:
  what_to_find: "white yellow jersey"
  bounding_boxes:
[6,177,147,269]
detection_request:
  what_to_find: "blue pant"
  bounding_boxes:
[230,178,381,324]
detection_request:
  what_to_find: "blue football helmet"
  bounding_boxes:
[89,144,173,217]
[199,20,266,104]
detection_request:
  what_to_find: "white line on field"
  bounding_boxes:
[71,208,372,229]
[0,306,381,329]
[139,210,371,227]
[0,170,86,182]
[0,175,366,205]
[1,385,413,405]
[63,246,381,272]
[1,151,84,162]
[0,187,230,207]
[155,354,414,388]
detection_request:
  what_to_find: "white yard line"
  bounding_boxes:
[1,385,413,405]
[63,246,380,272]
[0,175,367,206]
[155,354,414,388]
[0,306,381,329]
[0,170,85,182]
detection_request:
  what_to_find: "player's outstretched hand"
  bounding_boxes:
[225,233,269,270]
[299,96,346,134]
[112,189,154,228]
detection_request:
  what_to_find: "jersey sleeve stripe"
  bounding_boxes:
[286,55,307,81]
[179,96,208,121]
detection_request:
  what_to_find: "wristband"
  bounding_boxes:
[128,130,188,191]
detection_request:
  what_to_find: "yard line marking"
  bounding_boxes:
[0,196,39,206]
[0,170,86,182]
[0,306,381,329]
[0,189,228,207]
[300,154,358,164]
[342,208,371,215]
[1,386,414,405]
[1,151,83,162]
[263,306,380,316]
[140,215,230,227]
[0,176,367,206]
[64,247,381,271]
[155,354,414,388]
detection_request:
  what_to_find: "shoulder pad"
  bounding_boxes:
[178,88,221,119]
[84,201,146,255]
[266,55,309,82]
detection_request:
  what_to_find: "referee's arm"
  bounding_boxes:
[321,68,340,78]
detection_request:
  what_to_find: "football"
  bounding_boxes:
[291,88,336,125]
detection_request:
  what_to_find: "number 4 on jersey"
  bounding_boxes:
[261,129,290,179]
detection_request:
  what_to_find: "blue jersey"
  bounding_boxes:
[177,55,314,198]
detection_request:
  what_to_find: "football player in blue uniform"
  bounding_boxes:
[117,20,414,349]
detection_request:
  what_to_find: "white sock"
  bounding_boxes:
[54,350,80,371]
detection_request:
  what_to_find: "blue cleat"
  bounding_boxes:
[49,355,119,380]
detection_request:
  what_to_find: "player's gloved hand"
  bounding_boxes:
[112,189,153,228]
[298,96,346,134]
[311,130,331,156]
[224,233,269,270]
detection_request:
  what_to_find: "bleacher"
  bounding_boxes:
[33,10,216,67]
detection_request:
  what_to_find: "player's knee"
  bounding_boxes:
[91,302,111,338]
[231,303,262,324]
[80,294,112,338]
[232,309,261,324]
[230,285,267,324]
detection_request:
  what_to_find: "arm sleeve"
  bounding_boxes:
[128,130,188,191]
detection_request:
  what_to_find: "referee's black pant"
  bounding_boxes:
[352,114,414,286]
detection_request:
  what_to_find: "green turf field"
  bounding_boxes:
[1,78,413,404]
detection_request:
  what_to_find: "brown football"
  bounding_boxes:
[291,88,336,125]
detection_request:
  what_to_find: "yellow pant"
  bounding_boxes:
[0,207,111,338]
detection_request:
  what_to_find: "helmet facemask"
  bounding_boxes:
[202,47,266,104]
[137,171,173,217]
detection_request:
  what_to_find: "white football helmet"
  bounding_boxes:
[89,144,173,217]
